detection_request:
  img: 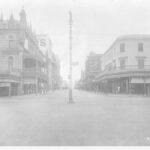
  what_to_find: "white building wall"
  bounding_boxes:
[102,37,150,71]
[101,48,113,71]
[117,39,150,67]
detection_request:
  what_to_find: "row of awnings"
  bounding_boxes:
[0,79,19,83]
[23,79,36,84]
[131,78,150,83]
[0,82,11,87]
[95,70,150,81]
[0,78,46,86]
[94,78,150,84]
[94,70,150,85]
[0,79,36,87]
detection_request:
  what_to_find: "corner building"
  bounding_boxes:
[95,35,150,95]
[0,9,48,96]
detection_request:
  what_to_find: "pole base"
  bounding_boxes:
[68,100,74,104]
[68,88,74,104]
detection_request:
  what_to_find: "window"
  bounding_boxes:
[120,43,125,52]
[9,40,13,48]
[138,43,143,52]
[8,56,14,71]
[120,59,126,69]
[8,35,14,48]
[137,59,144,69]
[113,60,116,69]
[105,63,113,71]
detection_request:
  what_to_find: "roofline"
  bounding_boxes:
[103,34,150,56]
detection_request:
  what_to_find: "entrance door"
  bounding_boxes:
[0,86,9,96]
[146,84,150,95]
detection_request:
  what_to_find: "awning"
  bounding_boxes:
[0,79,19,83]
[131,78,144,83]
[96,71,150,82]
[131,78,150,83]
[145,78,150,83]
[0,83,10,87]
[23,79,36,84]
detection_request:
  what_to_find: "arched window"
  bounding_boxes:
[8,35,14,48]
[8,56,14,71]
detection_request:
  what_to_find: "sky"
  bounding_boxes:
[1,0,150,83]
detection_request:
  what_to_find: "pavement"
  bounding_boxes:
[0,89,150,146]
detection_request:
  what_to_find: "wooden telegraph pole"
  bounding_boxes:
[68,10,73,103]
[36,51,38,95]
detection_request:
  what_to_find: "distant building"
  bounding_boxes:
[85,51,102,80]
[78,52,102,90]
[37,34,61,90]
[0,9,48,96]
[50,53,62,90]
[95,35,150,95]
[60,80,68,89]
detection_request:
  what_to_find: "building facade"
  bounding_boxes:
[50,54,62,90]
[95,35,150,95]
[37,35,62,91]
[0,9,49,96]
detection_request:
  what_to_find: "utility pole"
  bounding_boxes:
[36,52,38,95]
[68,10,73,103]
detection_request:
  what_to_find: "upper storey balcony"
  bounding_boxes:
[0,55,21,74]
[95,65,150,81]
[22,57,48,79]
[0,67,21,76]
[0,63,21,82]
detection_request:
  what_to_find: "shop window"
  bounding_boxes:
[138,43,143,52]
[8,35,14,48]
[120,43,125,52]
[137,59,144,69]
[120,59,126,69]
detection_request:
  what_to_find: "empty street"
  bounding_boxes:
[0,90,150,146]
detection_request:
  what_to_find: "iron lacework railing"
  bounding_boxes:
[0,67,21,76]
[22,68,47,78]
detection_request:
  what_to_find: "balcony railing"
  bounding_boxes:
[0,68,21,76]
[0,67,47,80]
[22,68,47,79]
[96,65,150,78]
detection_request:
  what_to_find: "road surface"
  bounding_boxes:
[0,90,150,146]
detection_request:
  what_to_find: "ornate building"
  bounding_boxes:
[0,9,48,96]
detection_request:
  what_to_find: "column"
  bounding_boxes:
[126,78,128,94]
[18,82,23,95]
[9,83,11,97]
[144,78,146,96]
[128,77,131,94]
